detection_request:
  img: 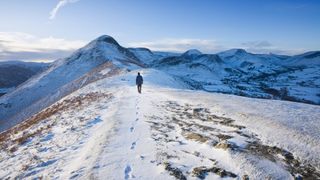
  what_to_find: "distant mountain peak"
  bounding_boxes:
[182,49,202,56]
[224,49,247,55]
[93,35,120,46]
[128,47,153,54]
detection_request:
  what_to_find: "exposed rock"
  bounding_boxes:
[216,134,233,140]
[164,162,186,180]
[192,166,237,179]
[184,133,209,143]
[193,108,205,116]
[242,174,249,180]
[215,140,238,150]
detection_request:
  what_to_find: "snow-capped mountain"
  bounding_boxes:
[153,48,320,105]
[182,49,202,58]
[0,35,144,132]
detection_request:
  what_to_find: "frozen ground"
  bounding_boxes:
[0,69,319,179]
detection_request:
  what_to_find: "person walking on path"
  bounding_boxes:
[136,72,143,94]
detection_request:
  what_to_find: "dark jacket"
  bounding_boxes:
[136,75,143,85]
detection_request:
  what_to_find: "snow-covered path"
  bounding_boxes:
[93,87,169,179]
[0,69,319,179]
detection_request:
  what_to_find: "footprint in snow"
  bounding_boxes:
[86,116,102,128]
[130,126,134,132]
[136,118,139,121]
[124,165,133,179]
[130,142,136,150]
[40,132,54,142]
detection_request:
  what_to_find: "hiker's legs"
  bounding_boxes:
[137,85,141,93]
[138,85,142,93]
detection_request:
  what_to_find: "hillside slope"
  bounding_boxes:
[0,69,319,179]
[0,35,143,132]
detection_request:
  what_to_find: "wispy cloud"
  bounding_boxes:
[241,41,272,48]
[128,38,225,53]
[49,0,80,20]
[0,32,85,61]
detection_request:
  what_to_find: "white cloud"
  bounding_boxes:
[128,38,225,53]
[0,32,85,61]
[0,32,85,52]
[49,0,80,20]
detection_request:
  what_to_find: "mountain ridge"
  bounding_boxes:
[0,35,144,132]
[0,35,319,133]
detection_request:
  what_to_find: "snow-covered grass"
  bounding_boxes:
[0,69,319,179]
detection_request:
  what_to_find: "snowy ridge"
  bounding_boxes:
[128,47,155,65]
[128,47,179,66]
[0,69,319,179]
[285,51,320,66]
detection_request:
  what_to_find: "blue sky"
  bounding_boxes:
[0,0,319,61]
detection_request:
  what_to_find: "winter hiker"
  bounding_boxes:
[136,72,143,93]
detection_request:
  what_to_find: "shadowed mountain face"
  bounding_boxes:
[0,65,35,87]
[0,61,49,96]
